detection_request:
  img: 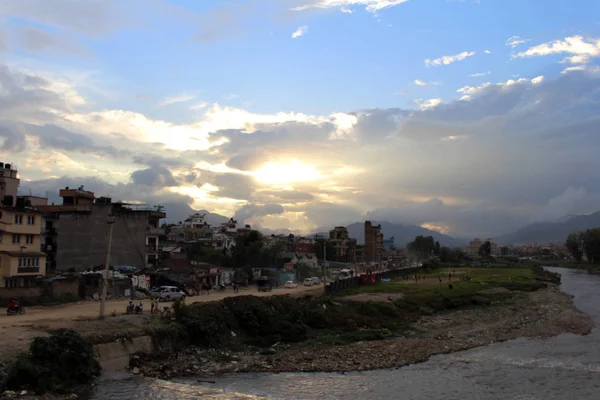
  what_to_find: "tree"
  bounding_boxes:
[479,240,492,257]
[566,232,584,262]
[407,235,435,260]
[500,246,509,256]
[582,228,600,264]
[434,241,441,256]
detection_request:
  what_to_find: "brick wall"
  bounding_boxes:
[51,278,79,296]
[0,286,42,298]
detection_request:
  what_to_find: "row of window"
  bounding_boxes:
[18,257,40,267]
[11,234,35,244]
[13,215,36,225]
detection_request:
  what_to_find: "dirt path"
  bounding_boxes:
[0,285,323,362]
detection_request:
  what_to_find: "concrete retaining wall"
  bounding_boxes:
[94,336,154,371]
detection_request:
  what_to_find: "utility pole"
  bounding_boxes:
[99,214,116,319]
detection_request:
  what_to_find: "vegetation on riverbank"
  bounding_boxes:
[129,265,563,380]
[1,329,100,395]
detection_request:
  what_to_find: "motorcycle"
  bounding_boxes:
[126,302,143,315]
[7,306,25,316]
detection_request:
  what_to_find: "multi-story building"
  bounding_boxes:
[364,221,384,262]
[328,226,351,261]
[296,237,315,253]
[0,163,47,288]
[37,187,166,272]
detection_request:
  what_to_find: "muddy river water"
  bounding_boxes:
[91,268,600,399]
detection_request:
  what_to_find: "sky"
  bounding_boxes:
[1,0,600,239]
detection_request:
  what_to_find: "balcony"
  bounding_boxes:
[147,226,165,236]
[17,266,40,274]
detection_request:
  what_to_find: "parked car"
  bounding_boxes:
[284,281,298,289]
[310,277,322,285]
[303,278,314,286]
[149,286,186,301]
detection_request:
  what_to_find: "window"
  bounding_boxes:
[35,257,39,266]
[25,235,34,244]
[14,214,22,224]
[27,216,35,225]
[18,258,23,267]
[12,234,20,244]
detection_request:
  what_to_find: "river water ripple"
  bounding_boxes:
[91,268,600,400]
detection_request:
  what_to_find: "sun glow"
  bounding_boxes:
[253,161,322,185]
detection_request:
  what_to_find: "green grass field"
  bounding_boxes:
[343,267,537,300]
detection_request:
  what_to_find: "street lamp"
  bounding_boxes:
[99,214,116,319]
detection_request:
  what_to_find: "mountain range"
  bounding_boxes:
[493,211,600,245]
[165,204,600,247]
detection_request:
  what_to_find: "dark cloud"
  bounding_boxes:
[24,123,127,157]
[130,167,178,187]
[233,203,285,224]
[212,173,256,200]
[0,64,76,123]
[0,121,27,152]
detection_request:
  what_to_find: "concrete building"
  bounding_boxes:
[329,226,351,261]
[0,162,20,207]
[0,164,47,288]
[296,237,315,253]
[364,221,384,262]
[37,187,166,272]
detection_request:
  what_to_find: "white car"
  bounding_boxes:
[303,278,314,286]
[284,281,298,289]
[310,277,322,285]
[149,286,186,302]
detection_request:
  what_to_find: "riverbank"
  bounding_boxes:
[132,268,594,379]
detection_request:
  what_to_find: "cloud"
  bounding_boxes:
[7,59,600,238]
[292,25,308,38]
[292,0,410,13]
[425,51,476,67]
[468,71,490,77]
[14,26,89,55]
[160,94,196,107]
[413,98,442,110]
[233,204,285,224]
[529,187,598,223]
[513,35,600,62]
[414,79,441,87]
[505,35,530,48]
[484,50,491,54]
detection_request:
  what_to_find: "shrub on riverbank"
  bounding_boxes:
[1,329,100,394]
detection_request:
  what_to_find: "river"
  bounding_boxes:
[90,268,600,400]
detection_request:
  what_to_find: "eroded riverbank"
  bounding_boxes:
[133,283,593,379]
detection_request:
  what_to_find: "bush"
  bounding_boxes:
[3,329,100,394]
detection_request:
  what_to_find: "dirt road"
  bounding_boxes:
[0,285,322,326]
[0,285,323,361]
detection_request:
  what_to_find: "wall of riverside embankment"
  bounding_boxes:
[94,334,187,372]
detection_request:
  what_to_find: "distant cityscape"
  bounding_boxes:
[0,163,573,292]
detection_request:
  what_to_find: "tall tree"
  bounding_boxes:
[479,240,492,257]
[434,241,441,256]
[407,235,435,260]
[582,228,600,264]
[566,232,584,262]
